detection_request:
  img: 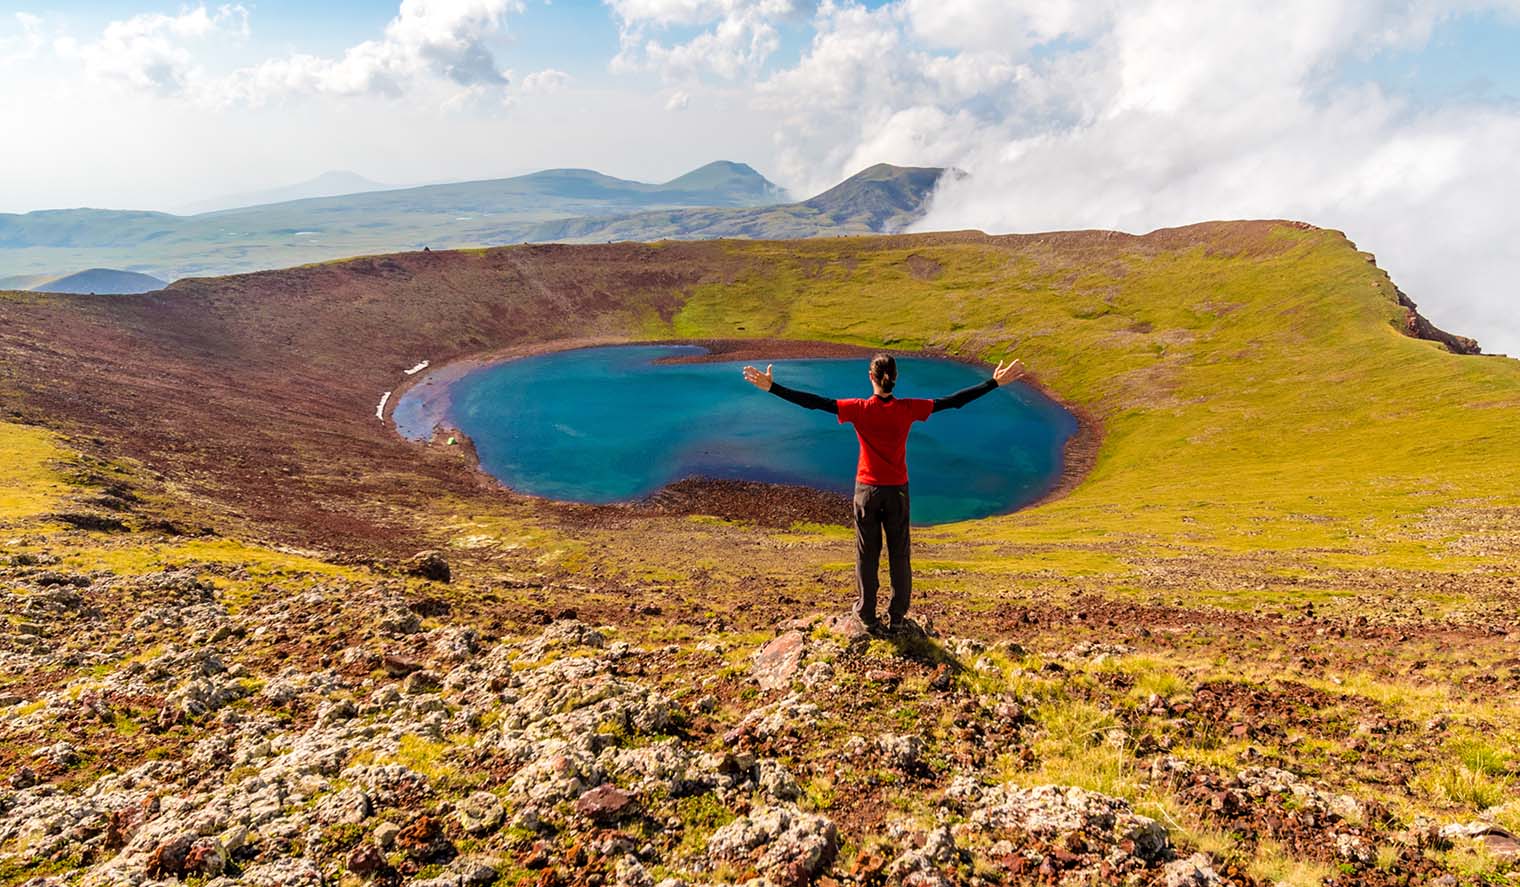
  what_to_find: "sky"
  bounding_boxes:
[2,0,1519,352]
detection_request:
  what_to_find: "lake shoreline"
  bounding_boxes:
[386,336,1102,525]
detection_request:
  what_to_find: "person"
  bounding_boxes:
[742,352,1026,634]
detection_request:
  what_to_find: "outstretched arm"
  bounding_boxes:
[742,364,839,414]
[931,358,1026,413]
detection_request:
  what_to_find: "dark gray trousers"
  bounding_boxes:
[852,482,911,624]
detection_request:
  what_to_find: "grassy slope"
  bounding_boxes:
[642,225,1520,578]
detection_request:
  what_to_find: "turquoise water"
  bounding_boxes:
[395,345,1079,525]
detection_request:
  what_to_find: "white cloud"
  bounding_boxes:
[1,12,45,64]
[54,1,523,107]
[54,5,247,96]
[520,68,572,93]
[608,0,813,80]
[665,89,691,110]
[211,0,523,105]
[749,0,1520,353]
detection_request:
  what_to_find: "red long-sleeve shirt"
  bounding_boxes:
[767,378,999,486]
[835,396,933,485]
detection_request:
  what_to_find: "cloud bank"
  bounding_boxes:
[745,0,1520,353]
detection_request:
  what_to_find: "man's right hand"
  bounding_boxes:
[742,364,774,391]
[992,358,1026,386]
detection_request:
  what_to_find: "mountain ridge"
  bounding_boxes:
[0,162,921,283]
[520,163,947,244]
[175,170,394,215]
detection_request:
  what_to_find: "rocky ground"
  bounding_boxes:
[4,540,1517,887]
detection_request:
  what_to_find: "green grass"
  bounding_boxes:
[0,422,69,522]
[637,226,1520,576]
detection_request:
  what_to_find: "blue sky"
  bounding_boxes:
[2,0,1520,351]
[12,1,1518,101]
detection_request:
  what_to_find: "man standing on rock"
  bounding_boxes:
[743,352,1025,634]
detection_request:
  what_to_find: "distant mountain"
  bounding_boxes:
[177,171,394,215]
[0,163,953,283]
[20,268,167,294]
[0,161,789,282]
[802,163,951,228]
[660,161,788,203]
[522,164,951,244]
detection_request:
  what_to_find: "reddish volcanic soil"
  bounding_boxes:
[0,233,1119,554]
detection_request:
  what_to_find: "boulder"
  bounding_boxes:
[396,814,454,863]
[752,630,807,691]
[575,784,636,822]
[971,783,1169,862]
[708,803,837,887]
[456,791,506,835]
[183,837,228,878]
[404,550,452,583]
[144,833,195,879]
[876,733,925,773]
[315,787,372,825]
[1163,852,1224,887]
[887,826,959,887]
[824,611,873,642]
[347,841,386,876]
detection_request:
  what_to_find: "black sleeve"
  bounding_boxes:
[769,382,839,414]
[932,378,999,413]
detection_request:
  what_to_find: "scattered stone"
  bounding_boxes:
[184,836,228,878]
[756,758,802,801]
[47,511,128,532]
[970,783,1169,864]
[616,856,657,887]
[752,630,807,690]
[575,784,636,822]
[1162,852,1224,886]
[32,740,79,766]
[315,786,372,825]
[219,824,249,854]
[347,841,386,876]
[241,859,324,886]
[404,550,452,583]
[378,603,422,635]
[1440,822,1520,860]
[396,814,453,863]
[799,660,835,690]
[144,833,195,879]
[877,733,926,773]
[373,821,402,848]
[457,790,506,835]
[708,804,838,887]
[382,653,423,676]
[1333,831,1376,865]
[887,825,959,887]
[403,669,442,694]
[824,611,873,642]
